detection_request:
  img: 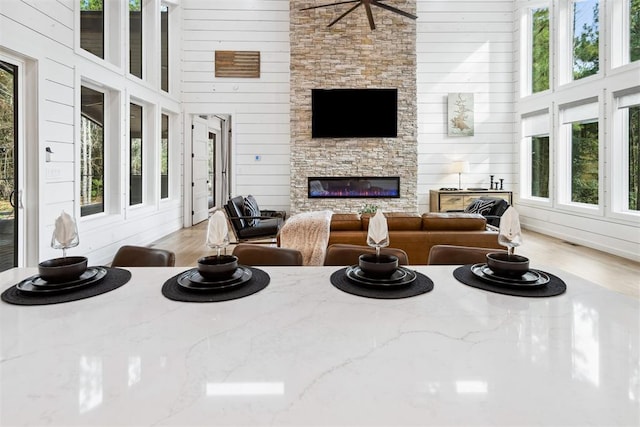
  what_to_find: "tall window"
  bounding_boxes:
[572,0,599,80]
[522,113,550,199]
[571,121,599,204]
[129,0,142,78]
[130,103,143,205]
[532,136,550,197]
[632,0,640,62]
[629,105,640,210]
[532,7,550,93]
[0,60,18,271]
[80,0,104,59]
[161,114,169,199]
[80,86,104,216]
[161,4,169,92]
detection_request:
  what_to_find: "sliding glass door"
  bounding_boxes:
[0,60,17,272]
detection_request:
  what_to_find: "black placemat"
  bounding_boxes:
[330,268,434,299]
[453,265,566,297]
[1,267,132,306]
[162,267,270,302]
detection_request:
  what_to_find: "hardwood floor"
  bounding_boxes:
[150,222,640,300]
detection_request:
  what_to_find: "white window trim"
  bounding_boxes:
[556,100,604,216]
[75,0,124,73]
[159,2,170,93]
[159,111,170,201]
[126,96,159,216]
[520,2,552,98]
[125,0,156,85]
[609,90,640,220]
[77,78,122,224]
[558,0,603,87]
[520,110,553,205]
[609,0,632,68]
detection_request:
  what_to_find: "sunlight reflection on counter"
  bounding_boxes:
[79,356,103,414]
[455,380,488,394]
[207,382,285,396]
[572,301,600,387]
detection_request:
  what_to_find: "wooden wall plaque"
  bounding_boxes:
[215,51,260,78]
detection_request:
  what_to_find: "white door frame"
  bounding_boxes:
[0,50,38,267]
[183,114,233,228]
[191,116,210,225]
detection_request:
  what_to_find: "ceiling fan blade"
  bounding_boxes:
[371,0,417,20]
[327,2,362,27]
[363,3,376,30]
[300,0,359,11]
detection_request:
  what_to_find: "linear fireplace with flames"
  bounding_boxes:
[308,177,400,198]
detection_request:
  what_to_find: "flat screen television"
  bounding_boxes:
[311,88,397,138]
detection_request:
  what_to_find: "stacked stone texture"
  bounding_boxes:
[290,1,417,214]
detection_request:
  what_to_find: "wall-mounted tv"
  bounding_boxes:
[311,88,397,138]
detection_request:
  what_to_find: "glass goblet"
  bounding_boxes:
[367,235,389,258]
[207,233,230,259]
[498,234,521,257]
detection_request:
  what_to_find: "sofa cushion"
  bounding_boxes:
[421,213,486,231]
[362,212,422,231]
[243,195,261,226]
[330,213,362,231]
[464,198,499,216]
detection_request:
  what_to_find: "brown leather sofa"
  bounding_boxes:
[327,212,502,265]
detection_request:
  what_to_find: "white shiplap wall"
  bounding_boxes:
[416,0,516,212]
[181,0,291,212]
[1,0,183,266]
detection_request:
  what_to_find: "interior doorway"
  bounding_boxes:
[0,60,18,272]
[190,114,231,226]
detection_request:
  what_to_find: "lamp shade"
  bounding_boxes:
[451,161,470,174]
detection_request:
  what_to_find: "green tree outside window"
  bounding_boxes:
[573,0,599,80]
[571,121,599,204]
[532,8,550,93]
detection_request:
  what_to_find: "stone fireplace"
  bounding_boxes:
[289,1,417,214]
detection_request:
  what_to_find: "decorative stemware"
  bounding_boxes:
[498,228,521,257]
[366,209,389,259]
[206,210,230,260]
[51,212,79,258]
[367,234,389,258]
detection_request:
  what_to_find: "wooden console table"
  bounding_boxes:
[429,189,512,212]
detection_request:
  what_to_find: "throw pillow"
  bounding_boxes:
[243,195,261,227]
[464,198,497,216]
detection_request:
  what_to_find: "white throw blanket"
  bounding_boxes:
[279,210,333,266]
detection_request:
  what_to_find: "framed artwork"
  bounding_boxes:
[448,93,474,136]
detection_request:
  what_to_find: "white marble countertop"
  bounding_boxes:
[1,265,638,426]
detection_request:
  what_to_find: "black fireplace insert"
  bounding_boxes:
[308,177,400,198]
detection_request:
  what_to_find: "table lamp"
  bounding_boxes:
[451,161,469,190]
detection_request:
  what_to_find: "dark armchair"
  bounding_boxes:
[224,196,284,243]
